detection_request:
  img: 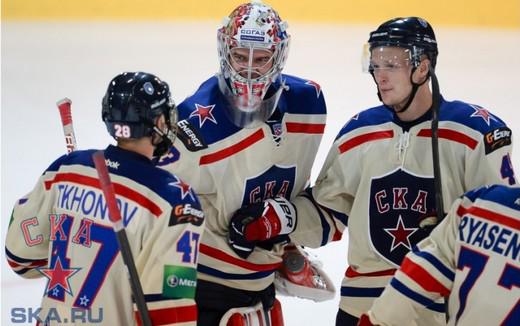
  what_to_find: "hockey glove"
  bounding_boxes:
[229,209,258,259]
[243,197,297,242]
[228,197,297,259]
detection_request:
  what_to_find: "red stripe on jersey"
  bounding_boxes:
[286,122,325,134]
[44,173,163,217]
[135,304,197,325]
[332,230,343,241]
[199,129,265,165]
[345,266,396,278]
[7,258,47,269]
[400,256,451,297]
[457,205,520,231]
[200,244,281,271]
[417,128,478,149]
[338,130,394,154]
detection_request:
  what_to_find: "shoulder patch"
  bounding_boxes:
[176,119,208,152]
[484,127,512,154]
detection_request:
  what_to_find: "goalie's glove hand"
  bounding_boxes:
[228,197,297,259]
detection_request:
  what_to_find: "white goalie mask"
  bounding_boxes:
[217,1,290,128]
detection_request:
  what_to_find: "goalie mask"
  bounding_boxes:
[102,72,178,156]
[217,1,290,128]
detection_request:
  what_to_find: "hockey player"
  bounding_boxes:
[5,72,204,325]
[229,17,517,325]
[358,184,520,326]
[156,1,332,325]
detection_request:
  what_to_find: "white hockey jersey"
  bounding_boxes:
[366,184,520,326]
[5,145,205,325]
[157,74,326,291]
[290,99,516,320]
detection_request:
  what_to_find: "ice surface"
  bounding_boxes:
[2,21,519,325]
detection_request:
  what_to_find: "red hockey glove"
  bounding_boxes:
[244,197,297,241]
[229,197,296,259]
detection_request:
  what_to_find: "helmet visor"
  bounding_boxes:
[362,45,412,73]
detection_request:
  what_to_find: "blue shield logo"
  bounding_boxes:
[369,168,435,267]
[242,165,296,206]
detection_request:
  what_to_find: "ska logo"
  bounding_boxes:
[369,168,435,267]
[241,165,296,206]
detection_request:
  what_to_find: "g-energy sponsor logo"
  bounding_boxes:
[484,127,512,154]
[169,204,204,226]
[176,119,208,151]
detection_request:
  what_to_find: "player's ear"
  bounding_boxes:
[413,58,430,84]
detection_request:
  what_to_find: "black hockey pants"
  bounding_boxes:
[195,279,276,326]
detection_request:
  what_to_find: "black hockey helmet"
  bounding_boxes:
[102,71,177,140]
[368,17,438,68]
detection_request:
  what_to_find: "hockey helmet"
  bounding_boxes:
[217,1,290,128]
[366,17,438,69]
[102,72,177,155]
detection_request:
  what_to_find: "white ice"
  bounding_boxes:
[2,21,519,325]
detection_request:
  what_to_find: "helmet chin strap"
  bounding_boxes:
[372,67,430,114]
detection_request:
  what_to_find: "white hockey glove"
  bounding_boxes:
[274,245,336,302]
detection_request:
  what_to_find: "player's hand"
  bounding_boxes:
[228,205,259,259]
[243,197,297,241]
[228,197,297,259]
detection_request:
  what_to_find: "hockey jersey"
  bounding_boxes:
[290,99,516,319]
[157,74,326,291]
[5,145,204,325]
[366,184,520,326]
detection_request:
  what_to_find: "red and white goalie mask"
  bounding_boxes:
[217,1,290,128]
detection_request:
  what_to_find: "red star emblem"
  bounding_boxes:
[37,256,81,296]
[470,105,496,126]
[190,103,217,127]
[305,80,322,98]
[384,216,418,251]
[170,178,194,200]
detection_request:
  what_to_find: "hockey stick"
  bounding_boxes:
[93,151,152,326]
[56,98,78,153]
[430,69,444,227]
[429,68,450,322]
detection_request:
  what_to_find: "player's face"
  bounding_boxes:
[230,47,274,79]
[370,47,414,108]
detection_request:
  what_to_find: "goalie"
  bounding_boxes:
[156,1,335,325]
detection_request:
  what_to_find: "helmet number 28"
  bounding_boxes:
[114,124,131,138]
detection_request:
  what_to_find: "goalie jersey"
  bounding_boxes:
[157,74,326,291]
[366,184,520,326]
[5,145,204,325]
[290,99,516,319]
